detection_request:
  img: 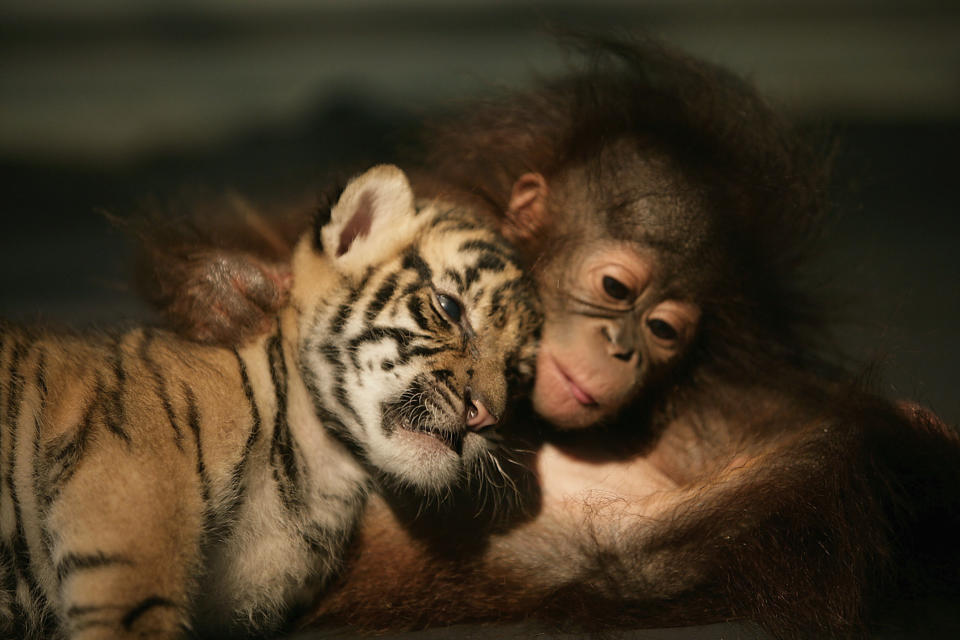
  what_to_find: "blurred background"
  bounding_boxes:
[1,2,958,636]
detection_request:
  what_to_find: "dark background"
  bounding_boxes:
[1,2,958,638]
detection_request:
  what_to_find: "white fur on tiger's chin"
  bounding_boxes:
[369,428,490,491]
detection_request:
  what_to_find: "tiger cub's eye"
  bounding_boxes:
[436,293,463,322]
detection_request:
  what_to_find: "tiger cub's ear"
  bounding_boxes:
[319,165,423,275]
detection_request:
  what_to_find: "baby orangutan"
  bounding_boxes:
[136,39,960,638]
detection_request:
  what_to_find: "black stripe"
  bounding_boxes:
[120,596,178,631]
[431,369,459,398]
[4,338,26,442]
[401,281,423,298]
[328,268,374,335]
[65,597,182,631]
[1,539,19,601]
[331,381,361,424]
[4,340,50,621]
[430,210,474,232]
[444,268,465,295]
[183,384,213,524]
[431,369,454,384]
[458,238,510,258]
[66,603,115,633]
[225,350,262,522]
[470,288,485,310]
[104,339,130,444]
[429,370,459,412]
[329,348,361,425]
[488,280,515,321]
[267,331,302,513]
[122,595,178,630]
[365,272,399,323]
[311,398,366,461]
[402,248,432,282]
[347,327,420,352]
[28,348,56,600]
[405,346,445,360]
[43,393,96,505]
[328,303,353,336]
[319,342,362,426]
[34,347,47,398]
[56,551,132,582]
[139,330,184,452]
[66,603,109,617]
[405,296,431,332]
[312,491,365,510]
[66,603,123,634]
[474,252,506,273]
[320,343,341,367]
[32,349,54,567]
[4,339,26,501]
[297,340,364,457]
[463,266,482,290]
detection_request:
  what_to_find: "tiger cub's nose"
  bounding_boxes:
[465,388,498,430]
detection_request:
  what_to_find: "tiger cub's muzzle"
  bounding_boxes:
[380,374,503,456]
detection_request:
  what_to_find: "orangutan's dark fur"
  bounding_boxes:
[135,38,960,639]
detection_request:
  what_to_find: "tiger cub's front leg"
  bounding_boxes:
[43,416,205,639]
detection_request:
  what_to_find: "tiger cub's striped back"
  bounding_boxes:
[0,165,540,639]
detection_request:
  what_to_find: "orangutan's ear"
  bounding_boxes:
[503,172,549,243]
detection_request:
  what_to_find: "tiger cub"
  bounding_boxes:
[0,165,540,639]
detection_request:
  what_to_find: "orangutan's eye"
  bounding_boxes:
[647,318,678,341]
[602,275,632,301]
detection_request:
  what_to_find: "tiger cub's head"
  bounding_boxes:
[289,165,540,491]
